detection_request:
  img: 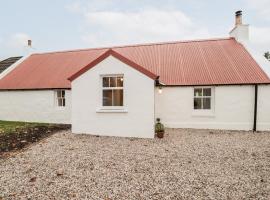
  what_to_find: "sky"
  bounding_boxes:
[0,0,270,59]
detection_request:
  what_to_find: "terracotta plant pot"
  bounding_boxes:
[156,131,164,138]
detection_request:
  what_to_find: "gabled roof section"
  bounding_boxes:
[68,49,158,81]
[0,56,22,74]
[0,37,269,90]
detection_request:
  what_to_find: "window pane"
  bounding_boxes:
[103,90,113,106]
[57,90,61,98]
[194,88,202,97]
[113,89,123,106]
[203,98,211,109]
[194,98,202,109]
[103,77,110,87]
[116,77,123,87]
[203,88,211,96]
[61,90,65,97]
[109,77,117,87]
[58,99,62,106]
[63,99,66,107]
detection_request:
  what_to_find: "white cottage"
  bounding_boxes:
[0,11,269,138]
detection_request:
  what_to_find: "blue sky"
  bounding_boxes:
[0,0,269,59]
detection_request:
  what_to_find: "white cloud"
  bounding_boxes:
[245,26,270,76]
[65,1,83,14]
[246,0,270,20]
[66,1,269,59]
[250,26,270,54]
[80,9,210,47]
[6,33,31,49]
[250,26,270,45]
[0,33,31,58]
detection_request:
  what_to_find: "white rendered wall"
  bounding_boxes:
[72,56,155,138]
[257,85,270,131]
[155,85,267,131]
[0,90,71,124]
[229,24,249,43]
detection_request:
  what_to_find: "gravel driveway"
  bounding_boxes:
[1,129,270,200]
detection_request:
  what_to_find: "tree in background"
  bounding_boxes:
[264,52,270,61]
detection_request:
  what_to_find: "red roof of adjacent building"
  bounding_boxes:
[0,37,269,90]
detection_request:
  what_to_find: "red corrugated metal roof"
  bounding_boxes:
[0,37,269,90]
[68,49,158,81]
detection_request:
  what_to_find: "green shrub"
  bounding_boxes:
[155,118,164,132]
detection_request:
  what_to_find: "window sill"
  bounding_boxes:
[96,108,128,113]
[192,110,215,118]
[55,106,66,110]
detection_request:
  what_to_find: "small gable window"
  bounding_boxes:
[102,76,124,107]
[194,88,211,110]
[55,90,66,107]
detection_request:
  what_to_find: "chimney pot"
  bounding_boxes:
[235,10,242,16]
[27,39,32,47]
[235,10,242,26]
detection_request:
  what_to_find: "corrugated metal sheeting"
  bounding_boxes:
[0,56,22,74]
[0,38,269,90]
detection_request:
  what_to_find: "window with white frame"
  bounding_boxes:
[55,90,66,107]
[102,76,124,107]
[194,88,211,110]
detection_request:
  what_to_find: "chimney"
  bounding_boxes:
[27,39,32,47]
[229,10,249,43]
[23,39,34,56]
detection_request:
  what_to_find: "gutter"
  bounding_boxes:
[155,76,167,86]
[158,83,270,87]
[253,84,258,132]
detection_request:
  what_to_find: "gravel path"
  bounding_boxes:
[1,129,270,200]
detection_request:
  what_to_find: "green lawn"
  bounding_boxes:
[0,121,49,134]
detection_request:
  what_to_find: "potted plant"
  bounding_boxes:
[155,118,165,138]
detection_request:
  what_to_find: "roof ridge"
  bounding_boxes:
[32,37,234,56]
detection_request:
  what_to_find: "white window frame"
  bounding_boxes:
[99,74,125,111]
[55,89,66,108]
[192,87,215,117]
